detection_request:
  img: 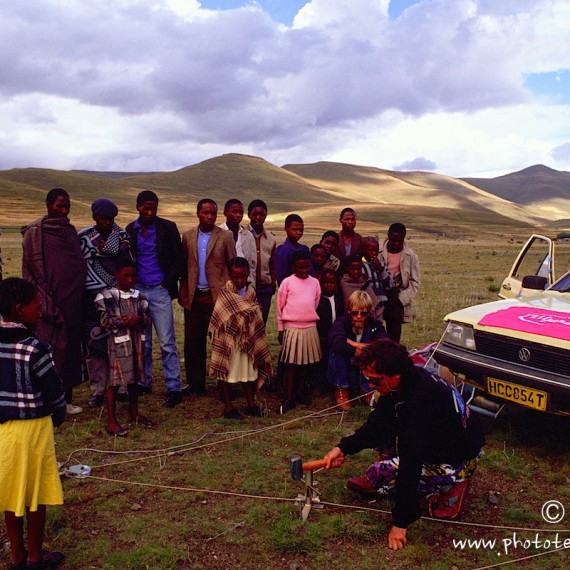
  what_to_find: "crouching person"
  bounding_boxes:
[323,339,484,550]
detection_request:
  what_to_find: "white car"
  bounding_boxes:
[433,235,570,416]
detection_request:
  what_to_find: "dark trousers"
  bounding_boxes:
[255,283,275,325]
[183,292,214,392]
[384,292,404,343]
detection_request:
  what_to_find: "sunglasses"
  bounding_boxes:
[350,310,369,317]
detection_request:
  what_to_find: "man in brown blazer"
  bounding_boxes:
[179,198,236,393]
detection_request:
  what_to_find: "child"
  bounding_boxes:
[95,258,153,436]
[320,230,341,273]
[334,208,364,272]
[0,278,66,570]
[219,199,257,285]
[208,257,272,419]
[277,251,322,412]
[310,243,327,282]
[316,269,344,393]
[247,199,277,325]
[275,214,310,285]
[339,254,382,320]
[361,236,392,321]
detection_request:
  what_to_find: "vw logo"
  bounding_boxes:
[518,348,531,362]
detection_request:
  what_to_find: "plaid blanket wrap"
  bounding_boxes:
[208,282,272,385]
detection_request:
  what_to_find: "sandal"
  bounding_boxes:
[106,425,128,437]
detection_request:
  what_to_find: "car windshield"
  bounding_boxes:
[550,271,570,292]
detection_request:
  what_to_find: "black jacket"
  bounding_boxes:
[126,216,184,299]
[338,366,485,528]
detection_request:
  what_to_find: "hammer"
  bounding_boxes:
[290,455,328,481]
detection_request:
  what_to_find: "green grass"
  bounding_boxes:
[1,233,570,569]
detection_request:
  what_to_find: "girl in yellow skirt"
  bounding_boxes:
[0,278,66,570]
[277,250,322,412]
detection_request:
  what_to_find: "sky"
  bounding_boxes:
[1,0,569,178]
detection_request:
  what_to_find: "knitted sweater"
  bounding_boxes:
[277,275,321,331]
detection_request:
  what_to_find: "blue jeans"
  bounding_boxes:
[327,350,368,391]
[137,283,182,393]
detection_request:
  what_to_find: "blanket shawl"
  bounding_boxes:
[208,281,272,385]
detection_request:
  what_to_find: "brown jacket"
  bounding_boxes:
[178,225,236,309]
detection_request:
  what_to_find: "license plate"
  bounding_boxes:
[486,377,547,411]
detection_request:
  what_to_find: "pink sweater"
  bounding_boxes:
[277,275,321,331]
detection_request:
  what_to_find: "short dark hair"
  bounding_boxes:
[346,254,362,266]
[310,244,326,255]
[223,199,243,212]
[115,256,137,273]
[354,339,415,379]
[136,190,159,206]
[229,257,250,272]
[284,213,303,228]
[320,269,337,283]
[291,250,311,265]
[388,222,406,236]
[196,198,217,214]
[339,207,356,219]
[248,199,268,214]
[46,188,69,205]
[0,278,37,318]
[321,230,339,243]
[362,236,379,246]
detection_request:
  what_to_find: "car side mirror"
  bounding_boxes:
[521,275,548,290]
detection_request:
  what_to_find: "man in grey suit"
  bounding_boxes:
[179,199,236,394]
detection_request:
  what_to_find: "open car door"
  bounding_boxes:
[499,234,554,300]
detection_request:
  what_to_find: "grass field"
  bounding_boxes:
[1,231,569,570]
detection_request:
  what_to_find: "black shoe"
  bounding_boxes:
[26,551,65,569]
[279,399,296,413]
[223,408,243,420]
[165,391,182,408]
[295,392,311,405]
[245,405,262,417]
[137,383,152,395]
[88,395,105,408]
[116,392,129,403]
[182,384,206,396]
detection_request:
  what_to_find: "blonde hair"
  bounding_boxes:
[347,290,373,312]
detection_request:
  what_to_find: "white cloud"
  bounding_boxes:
[0,0,568,175]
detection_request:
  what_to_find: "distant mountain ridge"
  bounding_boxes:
[1,154,568,237]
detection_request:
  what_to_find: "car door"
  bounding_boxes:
[499,234,554,300]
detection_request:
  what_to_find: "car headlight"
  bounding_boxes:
[442,322,476,350]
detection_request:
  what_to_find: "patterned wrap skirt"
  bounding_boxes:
[279,326,322,365]
[0,416,63,516]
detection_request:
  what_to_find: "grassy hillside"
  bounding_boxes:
[0,154,565,237]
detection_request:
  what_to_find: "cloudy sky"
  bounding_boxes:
[1,0,569,177]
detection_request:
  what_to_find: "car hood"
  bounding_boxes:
[443,294,570,348]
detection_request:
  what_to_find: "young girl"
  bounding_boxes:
[277,251,322,412]
[95,258,153,436]
[0,278,66,570]
[310,243,327,282]
[209,257,272,419]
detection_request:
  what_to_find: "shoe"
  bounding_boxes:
[165,391,182,408]
[279,399,296,413]
[295,392,311,405]
[428,480,469,519]
[116,392,129,403]
[88,395,105,408]
[181,384,206,396]
[334,388,351,411]
[347,475,378,496]
[137,383,152,395]
[245,405,262,417]
[223,408,243,420]
[106,425,128,437]
[66,403,83,415]
[11,559,26,570]
[26,551,65,569]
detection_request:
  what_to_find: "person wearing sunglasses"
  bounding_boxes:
[327,290,388,410]
[323,339,485,551]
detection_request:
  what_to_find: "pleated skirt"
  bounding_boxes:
[279,326,322,365]
[0,416,63,516]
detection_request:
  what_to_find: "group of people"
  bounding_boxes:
[0,187,484,567]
